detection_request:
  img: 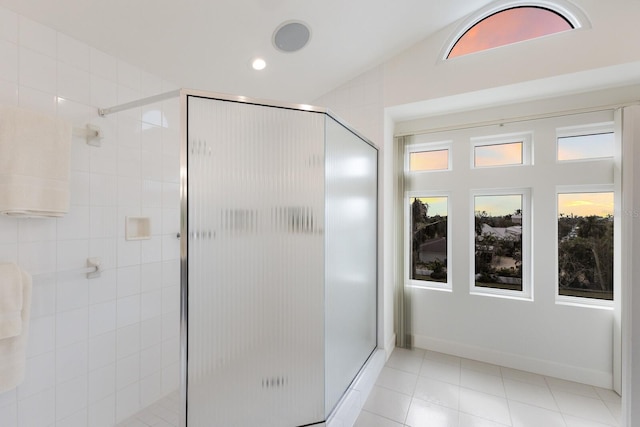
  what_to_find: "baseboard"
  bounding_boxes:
[413,334,613,389]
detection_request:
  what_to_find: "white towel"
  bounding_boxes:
[0,262,23,339]
[0,106,72,217]
[0,266,31,393]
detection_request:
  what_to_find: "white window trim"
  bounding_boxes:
[470,187,532,301]
[405,141,453,173]
[556,121,615,163]
[470,131,532,169]
[440,0,591,60]
[405,190,452,292]
[555,184,615,310]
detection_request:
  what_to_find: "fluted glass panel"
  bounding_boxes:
[324,117,378,415]
[186,96,326,426]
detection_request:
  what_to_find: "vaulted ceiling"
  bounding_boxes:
[0,0,494,103]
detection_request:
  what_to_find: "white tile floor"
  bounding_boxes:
[116,390,181,427]
[355,347,621,427]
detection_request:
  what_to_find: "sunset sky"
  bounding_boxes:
[412,196,448,217]
[409,149,448,171]
[449,7,572,58]
[475,142,522,167]
[558,192,614,218]
[557,133,614,161]
[475,194,522,216]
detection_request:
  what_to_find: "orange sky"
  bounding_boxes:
[410,149,448,171]
[558,192,614,218]
[449,7,572,58]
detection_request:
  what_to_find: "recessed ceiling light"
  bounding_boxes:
[273,21,311,53]
[252,58,267,70]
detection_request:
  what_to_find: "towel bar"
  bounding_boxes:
[32,257,102,279]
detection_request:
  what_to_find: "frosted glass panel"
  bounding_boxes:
[186,96,326,426]
[324,117,377,415]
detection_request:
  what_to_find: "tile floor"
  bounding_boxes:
[116,390,181,427]
[355,347,621,427]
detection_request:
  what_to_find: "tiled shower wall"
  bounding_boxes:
[0,6,181,427]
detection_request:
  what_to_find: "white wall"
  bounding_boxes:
[383,0,640,109]
[0,6,181,427]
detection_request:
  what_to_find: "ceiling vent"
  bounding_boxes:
[272,21,311,53]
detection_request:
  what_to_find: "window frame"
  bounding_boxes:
[405,141,453,173]
[470,187,532,300]
[470,132,532,169]
[405,190,452,292]
[556,121,615,163]
[555,184,615,309]
[441,0,590,60]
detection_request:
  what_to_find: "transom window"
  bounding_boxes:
[447,4,576,59]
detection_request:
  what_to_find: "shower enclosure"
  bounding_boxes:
[182,91,378,426]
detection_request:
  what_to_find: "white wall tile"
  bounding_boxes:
[116,295,140,328]
[57,33,90,72]
[161,335,179,367]
[117,265,140,298]
[141,102,163,127]
[161,154,179,183]
[161,208,179,235]
[0,39,18,82]
[116,61,140,91]
[69,138,92,173]
[0,401,17,427]
[19,47,56,92]
[116,323,140,360]
[140,71,162,97]
[161,361,180,394]
[56,307,88,347]
[161,260,179,288]
[117,176,142,207]
[161,235,179,261]
[90,48,116,82]
[90,174,118,207]
[140,263,162,293]
[141,179,163,207]
[140,371,162,407]
[0,79,18,105]
[26,315,55,357]
[88,269,117,304]
[117,239,141,267]
[56,97,93,125]
[89,300,116,337]
[18,86,56,114]
[115,382,139,422]
[30,276,56,318]
[161,311,179,340]
[56,408,87,427]
[0,7,18,43]
[116,353,139,390]
[141,290,162,321]
[90,209,118,239]
[57,277,89,313]
[88,331,116,371]
[17,351,55,400]
[88,238,116,272]
[56,340,88,384]
[18,217,56,242]
[58,62,90,104]
[18,16,56,57]
[161,285,179,314]
[55,238,89,272]
[18,240,57,274]
[90,75,117,107]
[0,217,19,243]
[88,394,115,427]
[57,207,90,241]
[0,388,16,407]
[17,387,55,427]
[90,139,117,176]
[140,316,162,350]
[88,364,115,405]
[139,343,161,379]
[55,375,88,420]
[140,237,162,264]
[117,146,141,177]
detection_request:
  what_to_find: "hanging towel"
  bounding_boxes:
[0,106,72,217]
[0,262,23,339]
[0,264,31,393]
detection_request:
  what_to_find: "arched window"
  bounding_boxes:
[445,1,588,59]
